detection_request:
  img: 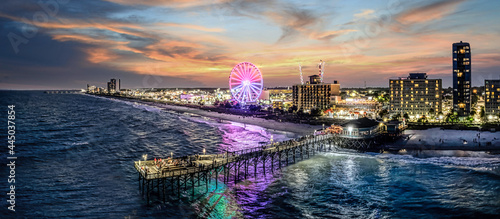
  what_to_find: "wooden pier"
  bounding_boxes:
[134,133,379,204]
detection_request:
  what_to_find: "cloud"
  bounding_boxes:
[1,0,500,89]
[261,5,324,43]
[396,0,467,25]
[354,9,375,19]
[86,48,120,63]
[103,0,225,8]
[310,29,357,41]
[157,23,225,32]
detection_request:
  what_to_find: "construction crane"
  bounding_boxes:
[319,60,325,83]
[299,63,304,85]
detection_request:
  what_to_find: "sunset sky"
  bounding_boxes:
[1,0,500,90]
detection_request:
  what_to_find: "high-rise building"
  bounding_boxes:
[292,75,340,111]
[485,80,500,118]
[390,73,442,118]
[107,82,112,93]
[107,78,119,94]
[452,41,471,117]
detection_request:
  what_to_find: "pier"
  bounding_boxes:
[134,133,378,204]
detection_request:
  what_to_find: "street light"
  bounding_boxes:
[170,152,173,158]
[203,148,206,155]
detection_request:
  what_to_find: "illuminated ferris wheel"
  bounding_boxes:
[229,62,263,104]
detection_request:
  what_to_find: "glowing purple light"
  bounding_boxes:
[229,62,263,104]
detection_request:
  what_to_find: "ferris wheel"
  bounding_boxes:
[229,62,263,104]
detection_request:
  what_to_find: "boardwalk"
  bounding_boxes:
[134,133,378,204]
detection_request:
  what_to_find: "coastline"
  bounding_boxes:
[91,94,321,136]
[87,94,500,152]
[383,128,500,152]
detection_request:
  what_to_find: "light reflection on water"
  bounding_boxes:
[1,91,499,218]
[184,150,500,218]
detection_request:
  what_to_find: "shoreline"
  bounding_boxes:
[93,94,321,136]
[88,94,500,152]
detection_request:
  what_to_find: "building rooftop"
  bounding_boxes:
[408,73,427,79]
[453,41,469,46]
[341,117,380,128]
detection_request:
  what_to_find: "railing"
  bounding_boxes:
[135,133,335,180]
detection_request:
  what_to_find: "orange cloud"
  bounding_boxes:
[354,9,375,19]
[158,23,225,32]
[396,0,466,24]
[52,34,127,45]
[86,48,119,63]
[310,29,358,41]
[103,0,226,8]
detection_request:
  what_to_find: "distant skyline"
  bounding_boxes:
[1,0,500,90]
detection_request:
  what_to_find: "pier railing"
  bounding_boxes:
[134,132,381,204]
[134,133,334,180]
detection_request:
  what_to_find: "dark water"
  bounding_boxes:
[1,91,499,218]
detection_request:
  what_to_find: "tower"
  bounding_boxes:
[452,41,471,117]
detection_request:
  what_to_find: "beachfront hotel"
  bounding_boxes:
[107,78,120,94]
[452,41,472,117]
[389,73,442,118]
[485,80,500,119]
[292,75,340,111]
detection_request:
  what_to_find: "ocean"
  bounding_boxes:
[1,91,499,218]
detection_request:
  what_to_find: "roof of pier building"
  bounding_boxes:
[341,117,380,129]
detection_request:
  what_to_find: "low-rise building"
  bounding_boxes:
[390,73,442,118]
[485,80,500,118]
[339,117,381,139]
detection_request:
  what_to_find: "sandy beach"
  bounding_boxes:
[107,96,322,136]
[95,95,500,150]
[394,128,500,149]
